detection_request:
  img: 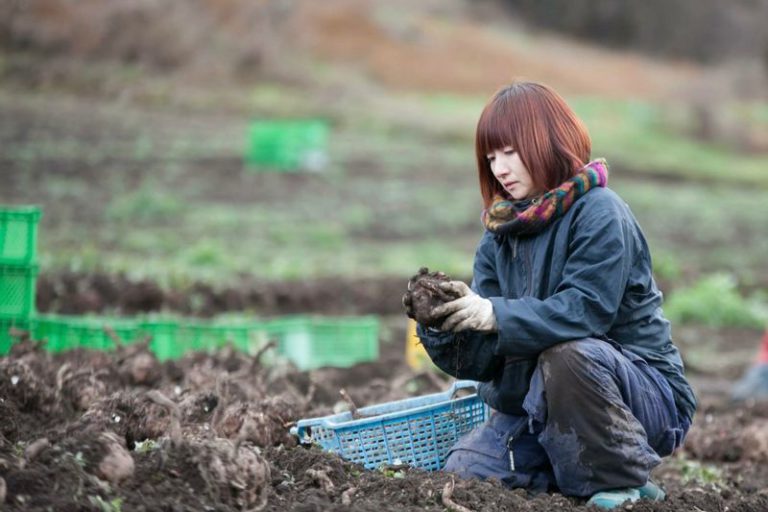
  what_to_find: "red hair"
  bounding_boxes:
[475,82,591,208]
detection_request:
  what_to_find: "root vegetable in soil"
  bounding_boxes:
[404,267,461,328]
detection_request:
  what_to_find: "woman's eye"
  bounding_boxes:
[504,148,515,155]
[486,155,495,162]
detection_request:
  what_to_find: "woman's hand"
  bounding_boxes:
[432,281,497,332]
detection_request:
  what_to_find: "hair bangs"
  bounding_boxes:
[475,97,520,159]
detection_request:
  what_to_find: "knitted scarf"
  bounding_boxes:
[482,158,609,236]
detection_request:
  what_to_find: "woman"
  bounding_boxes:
[402,82,696,509]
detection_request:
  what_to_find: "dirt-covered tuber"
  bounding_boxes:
[402,267,461,328]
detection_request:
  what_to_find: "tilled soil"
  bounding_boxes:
[1,339,767,511]
[36,270,423,317]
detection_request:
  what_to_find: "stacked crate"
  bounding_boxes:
[0,206,41,354]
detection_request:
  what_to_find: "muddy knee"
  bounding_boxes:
[539,339,605,392]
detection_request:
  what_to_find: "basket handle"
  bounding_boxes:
[291,380,479,444]
[292,418,324,444]
[449,379,479,397]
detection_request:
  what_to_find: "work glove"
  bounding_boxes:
[401,274,419,320]
[431,281,497,333]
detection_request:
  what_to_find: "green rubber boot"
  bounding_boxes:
[587,488,641,509]
[638,480,666,500]
[587,481,665,509]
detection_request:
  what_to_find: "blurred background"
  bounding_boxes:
[1,0,767,377]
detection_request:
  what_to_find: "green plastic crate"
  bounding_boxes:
[34,315,141,353]
[144,319,269,360]
[33,315,77,352]
[26,313,377,369]
[33,315,173,356]
[34,315,104,352]
[65,319,113,351]
[0,264,38,318]
[266,316,380,370]
[139,320,184,361]
[104,318,141,345]
[32,314,63,351]
[0,206,42,265]
[189,321,264,353]
[245,119,329,171]
[0,316,30,355]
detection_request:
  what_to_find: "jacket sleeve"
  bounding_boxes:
[490,206,634,358]
[416,325,502,381]
[416,232,504,381]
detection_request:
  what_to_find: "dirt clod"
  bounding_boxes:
[404,267,461,328]
[95,432,135,484]
[23,439,50,464]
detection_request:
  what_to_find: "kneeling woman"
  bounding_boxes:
[404,82,696,509]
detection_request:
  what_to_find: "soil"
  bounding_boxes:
[1,329,768,511]
[36,270,447,317]
[403,267,460,328]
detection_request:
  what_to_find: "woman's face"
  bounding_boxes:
[486,146,538,200]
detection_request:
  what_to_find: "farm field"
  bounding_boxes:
[2,0,768,510]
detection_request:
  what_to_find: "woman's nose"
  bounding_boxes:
[494,161,509,177]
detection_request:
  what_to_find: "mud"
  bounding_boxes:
[403,267,460,328]
[1,336,767,511]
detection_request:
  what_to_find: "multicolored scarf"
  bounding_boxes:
[482,158,609,236]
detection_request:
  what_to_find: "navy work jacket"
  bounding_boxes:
[418,187,696,421]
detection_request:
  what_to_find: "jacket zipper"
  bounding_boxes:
[506,420,528,472]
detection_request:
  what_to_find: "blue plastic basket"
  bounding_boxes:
[292,380,488,471]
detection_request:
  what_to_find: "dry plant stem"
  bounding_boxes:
[245,498,269,512]
[8,327,29,342]
[233,416,258,456]
[421,370,448,390]
[390,371,447,396]
[339,389,360,419]
[442,477,474,512]
[103,326,123,347]
[341,486,357,506]
[55,363,71,394]
[0,476,6,504]
[211,377,228,428]
[145,390,182,445]
[252,340,277,366]
[306,468,335,493]
[24,438,50,463]
[390,372,413,392]
[305,380,317,405]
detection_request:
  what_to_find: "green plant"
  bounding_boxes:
[651,250,682,282]
[106,184,184,224]
[378,467,406,479]
[133,440,157,454]
[676,458,725,487]
[89,496,123,512]
[184,239,226,267]
[665,273,767,328]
